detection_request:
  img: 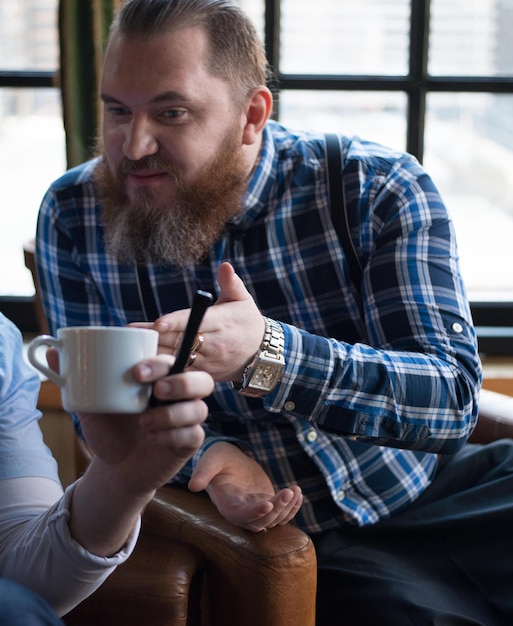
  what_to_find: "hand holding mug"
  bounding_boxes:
[76,356,213,488]
[27,326,159,413]
[64,353,214,558]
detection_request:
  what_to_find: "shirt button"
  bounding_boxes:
[284,400,295,412]
[452,322,464,333]
[337,490,345,501]
[306,429,318,443]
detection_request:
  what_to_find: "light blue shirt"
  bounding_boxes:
[0,313,138,615]
[0,313,58,482]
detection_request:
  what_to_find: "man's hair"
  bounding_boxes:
[110,0,272,102]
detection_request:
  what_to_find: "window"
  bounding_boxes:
[0,1,64,327]
[2,0,512,353]
[241,0,513,354]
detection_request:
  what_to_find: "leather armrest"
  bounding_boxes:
[469,388,513,443]
[71,439,316,625]
[64,531,204,626]
[144,485,317,626]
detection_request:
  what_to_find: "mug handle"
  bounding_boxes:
[27,335,65,387]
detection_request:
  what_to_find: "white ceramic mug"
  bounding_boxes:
[27,326,159,414]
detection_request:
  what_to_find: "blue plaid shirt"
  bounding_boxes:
[36,121,481,534]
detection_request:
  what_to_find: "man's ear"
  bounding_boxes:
[242,86,273,145]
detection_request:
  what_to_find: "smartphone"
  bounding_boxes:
[149,290,214,406]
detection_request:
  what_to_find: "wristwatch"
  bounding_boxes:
[231,317,285,398]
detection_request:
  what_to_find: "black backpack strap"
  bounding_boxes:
[324,133,363,293]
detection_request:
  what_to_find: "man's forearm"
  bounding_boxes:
[69,456,151,557]
[0,477,138,616]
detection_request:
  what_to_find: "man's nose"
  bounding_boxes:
[123,117,159,161]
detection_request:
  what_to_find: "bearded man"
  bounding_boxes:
[36,2,513,625]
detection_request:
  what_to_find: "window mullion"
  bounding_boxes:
[265,0,281,118]
[407,0,430,161]
[0,70,55,88]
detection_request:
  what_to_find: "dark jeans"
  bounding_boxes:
[313,441,513,626]
[0,579,64,626]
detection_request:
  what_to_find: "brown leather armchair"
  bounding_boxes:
[469,387,513,443]
[64,458,317,626]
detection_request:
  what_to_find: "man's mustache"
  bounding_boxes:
[118,156,180,179]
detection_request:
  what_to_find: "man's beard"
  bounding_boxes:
[95,131,248,267]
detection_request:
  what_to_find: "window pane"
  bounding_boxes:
[280,0,410,76]
[0,0,61,297]
[0,1,58,70]
[239,0,264,38]
[424,93,513,301]
[429,0,513,76]
[279,90,407,152]
[0,88,65,296]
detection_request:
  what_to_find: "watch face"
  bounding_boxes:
[248,360,284,391]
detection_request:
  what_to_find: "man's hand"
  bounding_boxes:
[188,442,303,532]
[65,354,214,557]
[131,262,267,383]
[76,354,213,496]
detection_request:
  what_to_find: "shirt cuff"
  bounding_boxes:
[52,481,141,567]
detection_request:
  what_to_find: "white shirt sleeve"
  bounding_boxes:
[0,476,140,617]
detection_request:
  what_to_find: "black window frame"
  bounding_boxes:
[1,0,512,355]
[0,69,57,333]
[264,0,513,356]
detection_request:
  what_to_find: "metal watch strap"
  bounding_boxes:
[261,317,285,362]
[232,317,285,396]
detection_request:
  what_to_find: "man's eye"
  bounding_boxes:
[107,106,129,116]
[163,109,186,120]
